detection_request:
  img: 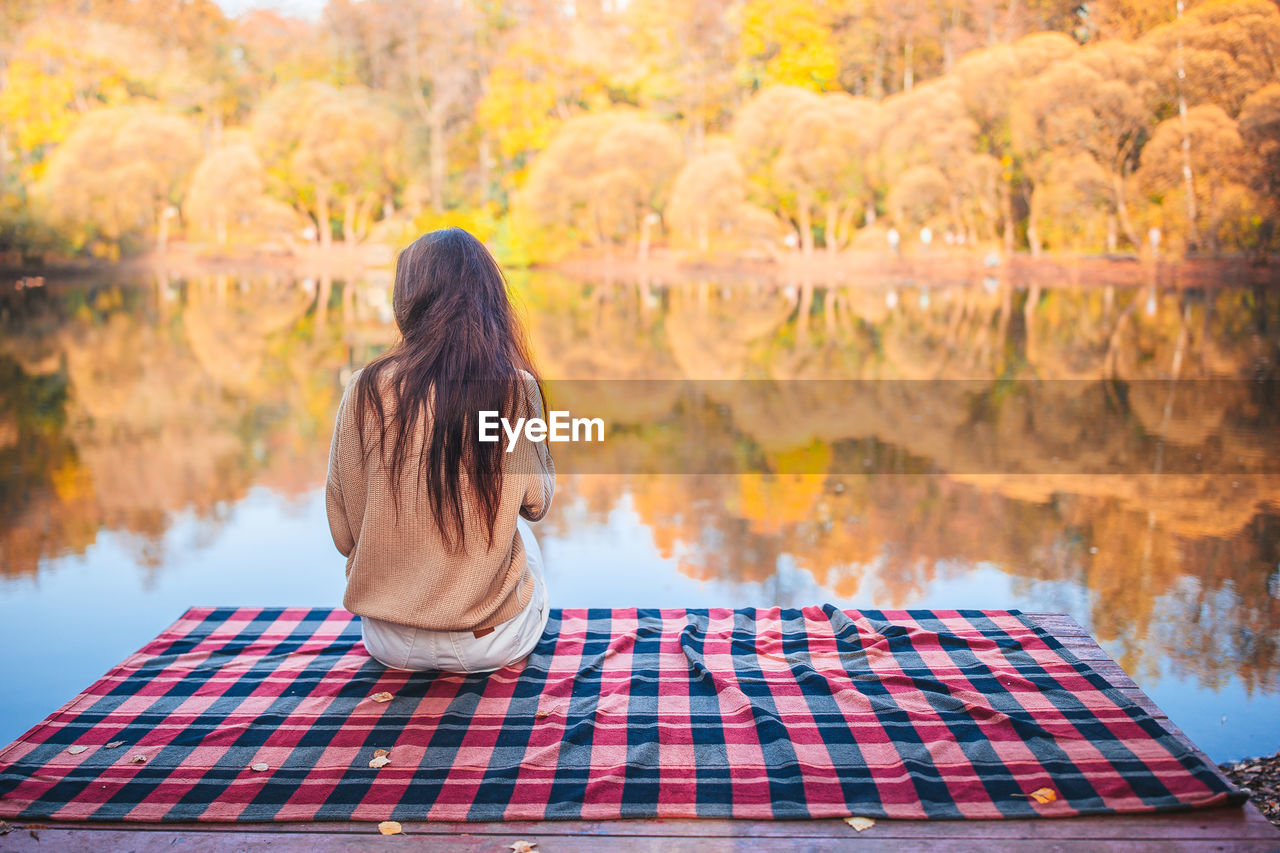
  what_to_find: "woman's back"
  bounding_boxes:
[324,227,555,642]
[326,366,553,631]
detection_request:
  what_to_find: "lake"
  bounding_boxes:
[1,265,1277,764]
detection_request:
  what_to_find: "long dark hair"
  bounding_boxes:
[353,228,544,553]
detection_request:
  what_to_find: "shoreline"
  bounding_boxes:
[4,244,1278,289]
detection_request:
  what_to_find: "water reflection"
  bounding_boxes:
[0,269,1277,757]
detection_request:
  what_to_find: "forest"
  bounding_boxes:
[1,0,1278,263]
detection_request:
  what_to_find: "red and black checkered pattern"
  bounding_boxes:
[0,606,1243,821]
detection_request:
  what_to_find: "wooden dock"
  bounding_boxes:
[2,613,1276,851]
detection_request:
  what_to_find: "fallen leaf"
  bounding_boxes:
[377,820,402,835]
[1029,787,1058,804]
[370,692,394,703]
[373,749,389,757]
[844,816,876,832]
[250,763,269,772]
[535,710,549,720]
[506,842,537,852]
[130,754,147,764]
[0,821,10,836]
[104,741,125,750]
[369,755,391,769]
[66,745,89,755]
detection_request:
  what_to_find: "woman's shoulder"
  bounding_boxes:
[514,369,543,408]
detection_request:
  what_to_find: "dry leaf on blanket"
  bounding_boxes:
[844,816,876,832]
[373,749,389,757]
[250,763,269,772]
[377,820,402,835]
[369,755,391,769]
[66,745,88,755]
[506,842,537,852]
[370,692,394,703]
[129,754,147,764]
[1029,787,1058,804]
[104,741,125,750]
[535,710,549,720]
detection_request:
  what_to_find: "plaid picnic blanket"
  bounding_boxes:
[0,606,1243,822]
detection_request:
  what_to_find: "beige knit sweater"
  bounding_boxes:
[325,367,555,631]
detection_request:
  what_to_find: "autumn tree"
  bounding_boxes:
[732,86,822,249]
[952,32,1078,250]
[251,82,405,246]
[880,79,990,241]
[1143,0,1280,118]
[1137,105,1256,253]
[774,92,880,253]
[666,144,786,253]
[516,111,684,260]
[737,0,840,91]
[1237,84,1280,251]
[622,0,739,147]
[37,106,200,255]
[184,136,304,247]
[1014,41,1158,253]
[0,14,187,181]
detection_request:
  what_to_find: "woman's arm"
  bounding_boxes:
[325,375,359,558]
[517,371,555,522]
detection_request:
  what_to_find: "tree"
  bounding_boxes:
[0,14,184,181]
[1138,104,1255,252]
[184,137,304,247]
[622,0,739,147]
[251,83,405,246]
[666,144,787,253]
[1237,84,1280,251]
[37,106,200,255]
[516,111,684,259]
[774,93,880,253]
[1014,41,1159,253]
[731,86,823,248]
[953,33,1078,250]
[1143,0,1280,118]
[737,0,840,91]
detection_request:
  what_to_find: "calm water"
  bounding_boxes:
[1,269,1278,763]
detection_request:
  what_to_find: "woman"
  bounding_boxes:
[325,228,554,673]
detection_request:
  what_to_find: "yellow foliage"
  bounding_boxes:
[738,0,839,91]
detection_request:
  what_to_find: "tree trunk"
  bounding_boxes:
[837,200,860,247]
[1112,173,1141,251]
[317,193,332,248]
[1001,178,1015,255]
[155,205,170,253]
[872,41,887,99]
[825,202,839,256]
[343,196,358,245]
[637,212,654,261]
[903,34,915,92]
[1174,0,1200,253]
[1027,190,1042,257]
[797,196,814,255]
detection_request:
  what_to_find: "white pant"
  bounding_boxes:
[360,518,550,673]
